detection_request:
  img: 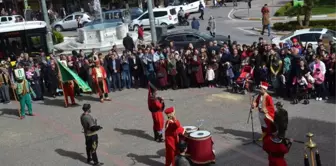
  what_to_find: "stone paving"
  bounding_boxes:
[0,87,335,166]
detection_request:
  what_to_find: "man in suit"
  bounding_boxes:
[108,53,121,91]
[129,51,142,89]
[104,51,112,91]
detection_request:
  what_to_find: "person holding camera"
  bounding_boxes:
[80,103,104,166]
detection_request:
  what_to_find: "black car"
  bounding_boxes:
[157,29,230,49]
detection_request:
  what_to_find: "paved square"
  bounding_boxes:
[0,88,335,166]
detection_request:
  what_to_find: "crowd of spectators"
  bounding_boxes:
[0,36,335,104]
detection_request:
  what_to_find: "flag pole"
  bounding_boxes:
[52,56,67,107]
[11,85,21,119]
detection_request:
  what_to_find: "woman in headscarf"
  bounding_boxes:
[155,55,168,90]
[167,52,178,90]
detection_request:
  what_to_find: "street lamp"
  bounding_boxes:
[41,0,54,53]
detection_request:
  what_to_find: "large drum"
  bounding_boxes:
[186,130,215,164]
[183,126,198,135]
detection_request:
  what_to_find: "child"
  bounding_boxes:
[313,68,325,101]
[206,65,215,88]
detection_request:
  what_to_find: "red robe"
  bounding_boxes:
[165,119,185,166]
[255,93,275,134]
[63,80,75,105]
[147,86,164,131]
[191,57,204,84]
[92,66,109,95]
[155,61,168,87]
[263,135,289,166]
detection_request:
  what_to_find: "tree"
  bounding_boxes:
[285,6,304,27]
[303,0,319,26]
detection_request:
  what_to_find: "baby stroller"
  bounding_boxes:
[232,66,254,94]
[292,75,312,105]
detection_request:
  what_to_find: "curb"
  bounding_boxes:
[252,27,289,35]
[232,9,335,21]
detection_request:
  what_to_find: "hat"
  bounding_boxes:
[292,38,298,43]
[164,107,175,115]
[260,81,269,90]
[82,103,91,112]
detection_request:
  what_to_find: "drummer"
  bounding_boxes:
[164,107,185,166]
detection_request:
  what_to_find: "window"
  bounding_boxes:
[166,35,185,41]
[169,8,177,15]
[299,33,319,42]
[104,13,111,20]
[139,13,149,20]
[28,35,42,52]
[186,34,201,41]
[1,17,7,22]
[8,17,13,21]
[326,30,336,38]
[154,11,167,18]
[114,12,121,19]
[75,15,82,20]
[64,16,73,21]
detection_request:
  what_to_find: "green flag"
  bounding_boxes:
[57,60,92,92]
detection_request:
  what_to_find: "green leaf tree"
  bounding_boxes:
[303,0,319,26]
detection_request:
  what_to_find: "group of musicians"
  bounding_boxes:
[252,81,292,166]
[80,79,292,166]
[147,80,293,166]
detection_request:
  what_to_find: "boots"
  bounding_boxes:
[258,132,266,141]
[157,133,164,142]
[153,129,158,141]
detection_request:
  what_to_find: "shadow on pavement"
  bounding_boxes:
[114,128,153,141]
[41,98,66,107]
[0,108,20,119]
[76,94,100,102]
[214,117,336,165]
[127,153,164,166]
[214,126,262,142]
[54,149,87,163]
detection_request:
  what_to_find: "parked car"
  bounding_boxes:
[157,29,229,49]
[272,28,336,50]
[169,0,205,13]
[129,7,178,31]
[52,12,91,31]
[0,15,24,24]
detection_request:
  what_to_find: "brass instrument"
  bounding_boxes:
[304,132,321,166]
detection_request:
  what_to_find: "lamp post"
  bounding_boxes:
[41,0,54,53]
[147,0,157,43]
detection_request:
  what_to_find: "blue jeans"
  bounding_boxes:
[262,24,271,36]
[121,71,131,89]
[111,73,121,90]
[106,74,112,90]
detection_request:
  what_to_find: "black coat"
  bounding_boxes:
[123,36,135,51]
[129,56,142,76]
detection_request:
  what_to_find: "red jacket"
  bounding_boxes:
[263,135,289,166]
[92,66,109,94]
[138,27,144,38]
[255,93,275,122]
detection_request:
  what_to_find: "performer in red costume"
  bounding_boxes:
[252,81,275,140]
[263,102,292,166]
[148,82,165,142]
[63,80,76,107]
[92,61,111,103]
[164,107,185,166]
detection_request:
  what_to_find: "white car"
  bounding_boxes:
[272,28,336,50]
[169,0,205,13]
[0,15,25,24]
[129,7,178,31]
[52,12,91,32]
